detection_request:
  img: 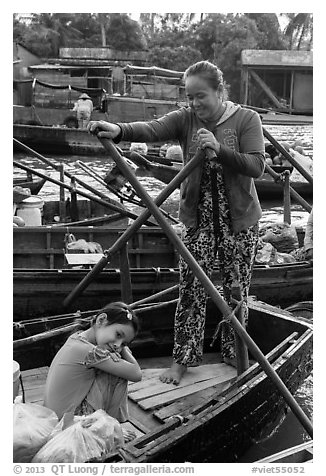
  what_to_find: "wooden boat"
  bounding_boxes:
[14,298,313,463]
[13,111,312,159]
[13,221,312,320]
[13,175,47,195]
[14,123,164,157]
[129,152,313,200]
[256,441,313,463]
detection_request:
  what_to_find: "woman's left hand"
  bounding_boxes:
[197,128,221,155]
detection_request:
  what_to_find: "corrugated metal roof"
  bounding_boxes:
[241,50,313,68]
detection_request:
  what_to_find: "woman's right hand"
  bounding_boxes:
[87,120,121,139]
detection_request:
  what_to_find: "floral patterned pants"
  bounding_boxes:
[173,162,259,366]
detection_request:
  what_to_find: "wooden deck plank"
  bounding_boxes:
[128,368,168,392]
[138,367,237,410]
[129,364,231,402]
[153,380,232,422]
[127,399,160,433]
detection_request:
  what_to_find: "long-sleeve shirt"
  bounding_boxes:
[117,102,265,232]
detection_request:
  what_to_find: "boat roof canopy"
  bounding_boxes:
[241,50,313,69]
[124,65,184,79]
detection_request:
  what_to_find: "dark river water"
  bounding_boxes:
[13,123,313,462]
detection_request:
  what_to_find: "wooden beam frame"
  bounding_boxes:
[249,69,283,109]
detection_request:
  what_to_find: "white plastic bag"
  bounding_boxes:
[32,409,124,463]
[255,241,275,264]
[13,402,58,462]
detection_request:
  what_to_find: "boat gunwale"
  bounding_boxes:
[118,327,313,462]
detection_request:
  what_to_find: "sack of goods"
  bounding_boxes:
[255,240,296,266]
[260,222,299,254]
[13,400,58,462]
[32,409,124,463]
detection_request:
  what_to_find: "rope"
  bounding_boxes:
[210,299,243,347]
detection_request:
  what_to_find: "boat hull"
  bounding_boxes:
[14,300,313,463]
[13,223,312,320]
[13,259,313,321]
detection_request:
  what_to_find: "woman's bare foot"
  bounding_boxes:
[159,361,187,385]
[122,427,136,443]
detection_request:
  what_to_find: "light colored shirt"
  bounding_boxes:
[44,332,112,419]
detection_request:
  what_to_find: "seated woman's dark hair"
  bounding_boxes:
[75,301,139,335]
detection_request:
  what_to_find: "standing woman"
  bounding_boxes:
[88,60,265,385]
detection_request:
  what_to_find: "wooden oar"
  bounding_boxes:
[84,139,314,438]
[13,160,155,226]
[263,128,313,184]
[76,159,179,225]
[63,147,206,308]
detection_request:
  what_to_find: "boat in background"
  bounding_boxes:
[13,175,47,195]
[129,151,313,200]
[13,219,312,320]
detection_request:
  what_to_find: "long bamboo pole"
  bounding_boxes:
[63,147,206,308]
[76,159,179,224]
[13,159,155,225]
[13,138,126,207]
[85,139,314,438]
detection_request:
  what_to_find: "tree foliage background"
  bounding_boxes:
[13,12,313,101]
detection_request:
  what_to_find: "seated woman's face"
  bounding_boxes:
[95,322,135,351]
[185,75,221,122]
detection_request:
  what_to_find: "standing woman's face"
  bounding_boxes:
[185,75,222,121]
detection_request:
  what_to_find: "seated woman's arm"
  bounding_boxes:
[85,346,142,382]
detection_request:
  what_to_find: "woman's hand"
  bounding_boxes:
[197,128,221,155]
[87,120,121,139]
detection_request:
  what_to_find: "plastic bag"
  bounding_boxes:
[13,402,58,462]
[32,409,124,463]
[255,240,295,265]
[255,241,275,264]
[260,222,299,253]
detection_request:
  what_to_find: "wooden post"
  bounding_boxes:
[59,163,66,222]
[264,163,312,213]
[70,177,79,222]
[289,71,294,114]
[249,70,283,109]
[283,171,291,225]
[234,302,249,375]
[119,243,133,304]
